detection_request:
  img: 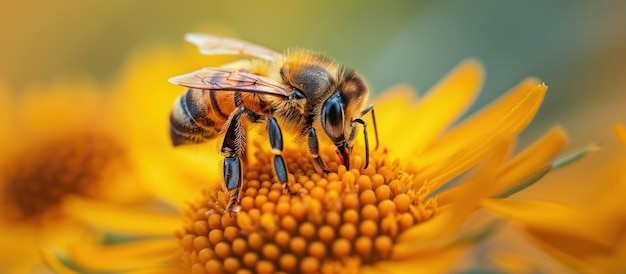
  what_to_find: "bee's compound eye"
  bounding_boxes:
[321,93,345,142]
[323,100,343,126]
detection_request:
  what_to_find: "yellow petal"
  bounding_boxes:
[67,238,177,271]
[422,128,566,248]
[465,138,516,184]
[488,251,571,274]
[362,242,468,274]
[375,85,419,149]
[520,224,626,273]
[437,127,566,206]
[421,137,513,205]
[0,216,93,273]
[373,222,492,274]
[40,249,79,274]
[391,59,484,158]
[421,137,510,192]
[395,206,467,247]
[123,267,185,274]
[61,195,181,235]
[612,123,626,147]
[416,78,542,170]
[481,199,618,249]
[411,82,548,189]
[494,127,568,189]
[130,145,220,210]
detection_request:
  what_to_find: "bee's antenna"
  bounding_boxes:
[370,108,379,150]
[353,118,369,169]
[360,105,379,150]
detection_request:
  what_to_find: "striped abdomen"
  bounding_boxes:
[169,88,242,146]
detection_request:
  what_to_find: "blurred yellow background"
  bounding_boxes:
[2,1,625,135]
[1,0,626,200]
[2,2,626,272]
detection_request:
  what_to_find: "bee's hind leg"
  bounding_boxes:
[221,106,262,213]
[222,154,242,214]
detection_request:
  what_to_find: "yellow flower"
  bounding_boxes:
[39,47,243,274]
[481,123,626,273]
[43,46,581,273]
[0,78,153,273]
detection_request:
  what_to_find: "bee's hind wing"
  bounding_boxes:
[185,33,281,61]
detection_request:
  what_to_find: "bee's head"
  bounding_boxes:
[281,52,371,169]
[320,71,369,169]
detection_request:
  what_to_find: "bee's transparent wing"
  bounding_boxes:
[185,33,281,61]
[169,68,291,98]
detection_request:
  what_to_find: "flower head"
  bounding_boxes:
[178,145,439,273]
[0,79,153,272]
[43,46,580,273]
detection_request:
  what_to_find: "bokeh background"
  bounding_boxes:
[2,1,626,272]
[1,0,625,201]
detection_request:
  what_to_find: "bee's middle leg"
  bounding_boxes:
[267,117,298,195]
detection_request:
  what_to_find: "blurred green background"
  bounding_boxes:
[1,0,625,147]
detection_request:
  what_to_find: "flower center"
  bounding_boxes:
[178,145,437,273]
[2,132,124,221]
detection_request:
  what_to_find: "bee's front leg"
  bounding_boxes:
[352,118,370,169]
[304,127,330,174]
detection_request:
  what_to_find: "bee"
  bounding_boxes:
[169,33,378,212]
